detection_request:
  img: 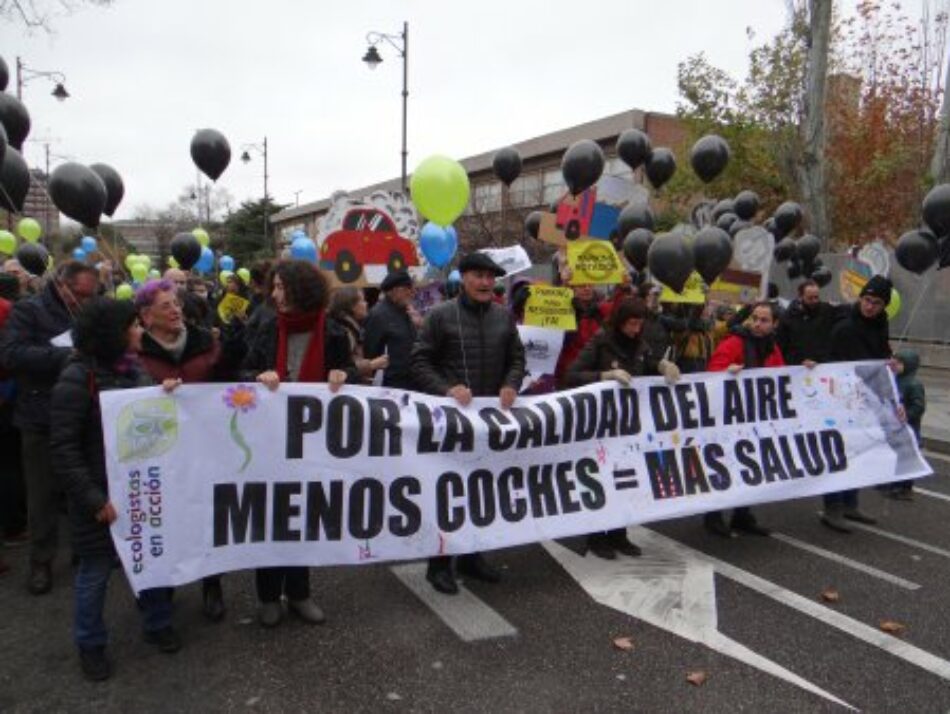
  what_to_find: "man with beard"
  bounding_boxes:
[776,280,844,366]
[704,301,785,538]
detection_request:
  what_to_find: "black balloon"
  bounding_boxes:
[787,260,802,280]
[922,184,950,238]
[561,140,604,196]
[729,219,753,237]
[647,232,694,293]
[812,266,832,288]
[716,211,738,232]
[0,56,8,92]
[170,231,202,270]
[773,237,797,262]
[895,229,938,274]
[712,199,735,221]
[191,128,231,182]
[0,92,30,151]
[733,190,760,220]
[617,202,655,236]
[89,163,125,217]
[938,236,950,270]
[524,211,543,240]
[796,234,821,263]
[692,226,733,284]
[622,228,654,271]
[763,217,777,235]
[0,147,30,213]
[49,163,107,228]
[645,148,676,190]
[690,135,730,183]
[16,242,48,276]
[616,129,652,171]
[774,201,803,236]
[492,147,522,187]
[0,121,6,169]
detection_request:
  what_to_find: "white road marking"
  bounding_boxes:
[632,528,950,683]
[922,450,950,467]
[543,535,854,709]
[915,487,950,503]
[390,563,517,642]
[847,522,950,560]
[770,532,921,591]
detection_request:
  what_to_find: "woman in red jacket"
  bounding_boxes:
[704,301,785,538]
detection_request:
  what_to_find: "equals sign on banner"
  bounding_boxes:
[612,467,639,491]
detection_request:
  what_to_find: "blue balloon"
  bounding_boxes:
[420,222,457,268]
[80,236,97,253]
[72,248,87,261]
[195,246,214,274]
[448,269,461,282]
[290,236,317,263]
[219,255,235,272]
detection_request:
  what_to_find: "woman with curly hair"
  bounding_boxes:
[243,260,357,628]
[50,298,181,681]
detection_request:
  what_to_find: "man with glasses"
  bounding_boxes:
[0,261,99,594]
[821,275,895,533]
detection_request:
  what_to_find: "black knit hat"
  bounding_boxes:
[380,270,413,292]
[860,275,892,305]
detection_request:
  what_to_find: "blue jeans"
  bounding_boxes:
[823,489,858,511]
[74,555,173,650]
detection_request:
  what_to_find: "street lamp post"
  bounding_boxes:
[363,21,408,193]
[16,56,69,101]
[241,137,270,254]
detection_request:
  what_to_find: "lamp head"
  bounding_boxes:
[362,45,383,69]
[51,82,69,101]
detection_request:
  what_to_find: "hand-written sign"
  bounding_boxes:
[523,286,577,330]
[217,294,250,323]
[567,240,625,285]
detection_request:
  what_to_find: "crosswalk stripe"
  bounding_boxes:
[915,487,950,503]
[770,532,920,590]
[846,522,950,560]
[390,563,518,642]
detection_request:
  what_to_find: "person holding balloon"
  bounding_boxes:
[242,260,357,626]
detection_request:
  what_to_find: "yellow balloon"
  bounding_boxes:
[193,228,210,247]
[886,288,901,320]
[131,263,148,283]
[116,283,135,300]
[219,269,234,286]
[167,256,179,269]
[17,218,42,243]
[410,155,471,227]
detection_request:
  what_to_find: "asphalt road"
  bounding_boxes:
[2,454,950,713]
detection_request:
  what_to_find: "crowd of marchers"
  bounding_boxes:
[0,251,924,682]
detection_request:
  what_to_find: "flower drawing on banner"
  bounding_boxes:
[223,385,257,472]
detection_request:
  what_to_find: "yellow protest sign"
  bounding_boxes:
[524,286,577,330]
[659,272,706,304]
[217,294,250,323]
[566,240,625,285]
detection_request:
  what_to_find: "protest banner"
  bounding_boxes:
[517,325,565,392]
[100,362,930,592]
[566,240,625,285]
[523,286,577,330]
[217,294,250,323]
[708,268,763,305]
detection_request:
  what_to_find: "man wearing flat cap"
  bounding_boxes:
[411,252,526,595]
[364,270,417,390]
[821,274,898,532]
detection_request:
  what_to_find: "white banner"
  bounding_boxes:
[100,362,930,592]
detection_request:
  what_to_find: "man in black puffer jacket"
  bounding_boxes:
[0,262,100,594]
[776,280,846,365]
[821,275,894,532]
[364,270,417,390]
[411,252,525,595]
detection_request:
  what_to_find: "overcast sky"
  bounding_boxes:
[6,0,819,219]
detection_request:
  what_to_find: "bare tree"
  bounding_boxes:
[799,0,832,247]
[932,48,950,183]
[0,0,113,32]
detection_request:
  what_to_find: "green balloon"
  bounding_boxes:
[116,283,135,300]
[0,230,16,255]
[237,267,251,284]
[886,288,901,320]
[131,263,148,283]
[193,228,210,247]
[219,269,234,287]
[409,155,471,227]
[17,218,42,243]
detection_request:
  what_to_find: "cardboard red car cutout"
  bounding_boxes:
[320,207,420,283]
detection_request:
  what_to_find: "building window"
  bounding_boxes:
[508,171,541,208]
[473,182,501,212]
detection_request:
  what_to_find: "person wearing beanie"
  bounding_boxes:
[364,270,416,390]
[821,275,894,532]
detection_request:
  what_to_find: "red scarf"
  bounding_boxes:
[276,309,326,382]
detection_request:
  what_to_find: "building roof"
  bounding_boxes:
[271,108,668,225]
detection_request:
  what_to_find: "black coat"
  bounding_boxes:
[830,303,892,362]
[411,294,525,397]
[363,297,417,389]
[50,358,151,557]
[564,328,660,387]
[776,300,847,364]
[242,311,358,381]
[0,282,74,431]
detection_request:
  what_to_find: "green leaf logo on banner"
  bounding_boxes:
[116,397,178,462]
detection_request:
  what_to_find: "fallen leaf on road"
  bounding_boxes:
[613,636,634,651]
[879,620,906,636]
[686,671,708,686]
[820,588,840,603]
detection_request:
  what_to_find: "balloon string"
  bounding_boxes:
[895,271,933,346]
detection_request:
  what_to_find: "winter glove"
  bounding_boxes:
[658,359,681,385]
[601,369,632,385]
